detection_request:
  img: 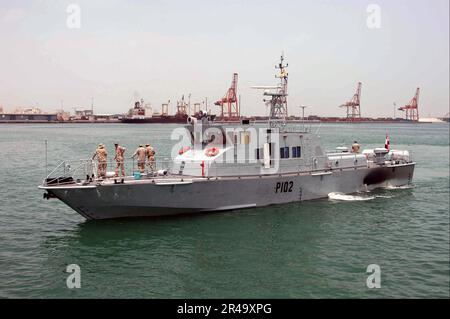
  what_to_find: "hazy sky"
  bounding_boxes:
[0,0,448,117]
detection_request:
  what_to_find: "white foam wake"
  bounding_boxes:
[374,195,394,199]
[383,184,415,190]
[328,192,375,201]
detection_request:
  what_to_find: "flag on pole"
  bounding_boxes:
[385,134,390,150]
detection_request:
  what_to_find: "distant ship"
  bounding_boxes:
[121,98,188,124]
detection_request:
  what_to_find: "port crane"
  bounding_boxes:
[215,73,239,121]
[340,82,362,121]
[398,88,420,122]
[176,95,188,116]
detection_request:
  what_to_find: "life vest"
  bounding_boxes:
[205,147,219,157]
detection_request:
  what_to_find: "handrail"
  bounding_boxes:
[43,157,175,186]
[44,159,97,186]
[43,149,411,186]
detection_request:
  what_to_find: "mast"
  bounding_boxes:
[253,54,289,129]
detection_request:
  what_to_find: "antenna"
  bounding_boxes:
[253,54,289,129]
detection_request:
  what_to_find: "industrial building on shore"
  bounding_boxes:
[0,106,122,123]
[0,107,58,123]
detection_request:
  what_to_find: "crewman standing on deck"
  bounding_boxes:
[351,141,360,153]
[114,142,126,177]
[145,143,156,171]
[132,144,146,173]
[92,143,107,178]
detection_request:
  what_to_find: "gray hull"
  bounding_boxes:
[47,163,415,220]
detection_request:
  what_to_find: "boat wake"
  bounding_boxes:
[383,184,415,190]
[328,192,375,201]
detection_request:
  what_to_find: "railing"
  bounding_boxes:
[45,151,400,186]
[326,149,413,165]
[43,156,175,186]
[44,159,97,186]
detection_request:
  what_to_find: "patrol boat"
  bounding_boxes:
[40,56,415,220]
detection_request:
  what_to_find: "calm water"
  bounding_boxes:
[0,123,448,298]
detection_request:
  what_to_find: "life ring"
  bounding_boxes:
[179,146,191,155]
[205,147,220,157]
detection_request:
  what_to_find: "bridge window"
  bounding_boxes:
[292,146,301,158]
[280,147,289,159]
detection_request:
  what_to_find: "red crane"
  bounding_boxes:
[340,82,362,121]
[215,73,239,121]
[398,88,419,122]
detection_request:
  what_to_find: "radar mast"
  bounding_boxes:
[253,54,289,129]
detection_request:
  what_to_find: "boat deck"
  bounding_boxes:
[40,160,415,190]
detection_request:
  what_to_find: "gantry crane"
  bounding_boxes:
[340,82,362,121]
[215,73,239,121]
[398,88,420,122]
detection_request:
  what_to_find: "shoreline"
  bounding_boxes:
[0,120,445,124]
